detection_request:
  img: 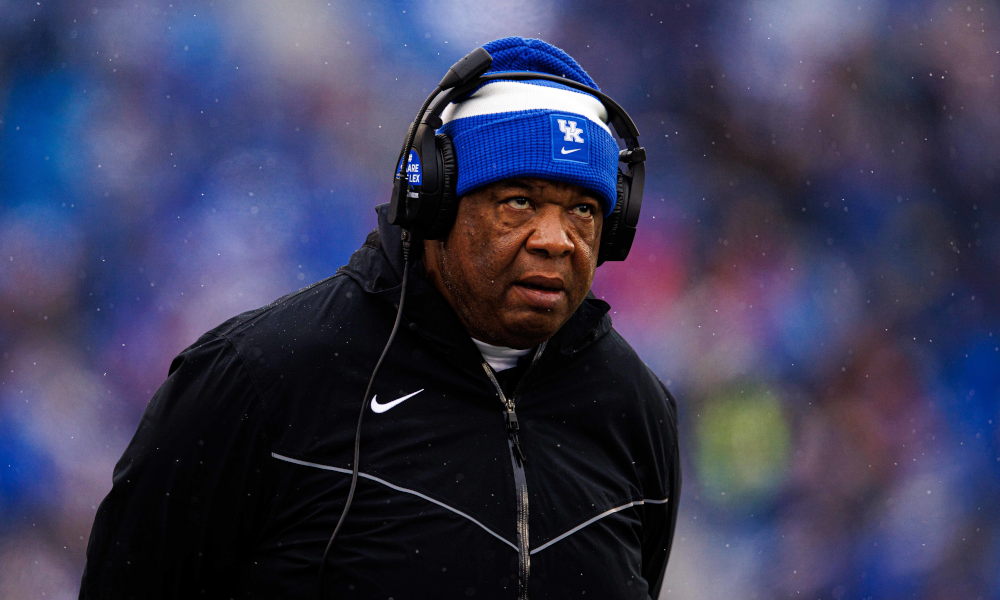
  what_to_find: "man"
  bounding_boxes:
[81,37,680,599]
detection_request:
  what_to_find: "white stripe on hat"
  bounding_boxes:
[440,80,612,135]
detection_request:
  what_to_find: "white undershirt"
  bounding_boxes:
[472,338,532,372]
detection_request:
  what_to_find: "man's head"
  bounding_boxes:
[419,37,619,348]
[423,178,602,349]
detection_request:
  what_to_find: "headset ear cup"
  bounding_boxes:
[597,171,626,266]
[423,134,458,240]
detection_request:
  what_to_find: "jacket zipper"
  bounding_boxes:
[481,341,547,600]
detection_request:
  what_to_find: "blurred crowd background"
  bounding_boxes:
[1,0,997,598]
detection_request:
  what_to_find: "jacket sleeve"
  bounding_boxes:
[80,332,273,599]
[642,384,682,600]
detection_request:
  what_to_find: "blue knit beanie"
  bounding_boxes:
[437,37,619,216]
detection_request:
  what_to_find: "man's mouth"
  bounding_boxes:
[513,276,566,310]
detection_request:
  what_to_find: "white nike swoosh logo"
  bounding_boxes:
[560,147,582,154]
[370,389,425,413]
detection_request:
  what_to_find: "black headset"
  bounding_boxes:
[318,47,646,596]
[387,47,646,265]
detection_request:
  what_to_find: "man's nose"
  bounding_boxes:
[525,207,574,258]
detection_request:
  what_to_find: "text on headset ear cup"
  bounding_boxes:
[424,134,459,240]
[597,170,627,265]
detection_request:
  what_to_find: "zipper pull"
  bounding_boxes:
[505,410,527,465]
[512,439,527,465]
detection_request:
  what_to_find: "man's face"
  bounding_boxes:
[423,177,604,349]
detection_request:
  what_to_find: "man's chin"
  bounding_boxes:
[495,308,569,348]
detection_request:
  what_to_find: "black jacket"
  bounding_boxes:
[81,205,681,599]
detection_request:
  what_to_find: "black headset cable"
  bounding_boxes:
[317,236,414,598]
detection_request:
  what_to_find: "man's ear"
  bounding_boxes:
[422,238,443,273]
[437,193,472,250]
[422,237,440,255]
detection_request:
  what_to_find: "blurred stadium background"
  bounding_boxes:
[1,0,998,598]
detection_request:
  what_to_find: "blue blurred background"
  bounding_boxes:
[1,1,998,598]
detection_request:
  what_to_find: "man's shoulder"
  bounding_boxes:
[588,326,662,384]
[202,273,379,358]
[586,326,677,416]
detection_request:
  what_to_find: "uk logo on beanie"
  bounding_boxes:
[552,115,589,164]
[436,37,619,216]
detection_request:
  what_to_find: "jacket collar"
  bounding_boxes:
[337,204,612,371]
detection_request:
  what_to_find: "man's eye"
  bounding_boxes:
[571,204,594,217]
[506,197,531,210]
